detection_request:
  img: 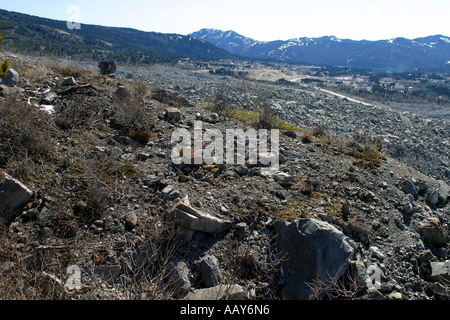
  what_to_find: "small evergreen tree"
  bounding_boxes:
[0,33,9,79]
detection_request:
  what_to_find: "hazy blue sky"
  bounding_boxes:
[1,0,448,41]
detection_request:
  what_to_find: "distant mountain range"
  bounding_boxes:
[190,28,450,71]
[0,9,235,64]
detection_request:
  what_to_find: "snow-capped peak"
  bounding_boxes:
[441,36,450,44]
[330,36,342,42]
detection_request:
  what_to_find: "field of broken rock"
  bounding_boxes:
[0,54,449,300]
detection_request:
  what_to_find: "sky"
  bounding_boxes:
[1,0,449,41]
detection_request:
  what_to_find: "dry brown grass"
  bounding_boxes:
[0,97,56,165]
[312,124,329,138]
[221,237,285,299]
[51,65,96,84]
[0,212,185,300]
[13,59,53,84]
[255,105,278,130]
[301,133,314,144]
[345,132,386,169]
[110,83,154,143]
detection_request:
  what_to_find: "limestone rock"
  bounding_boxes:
[403,179,418,197]
[2,68,19,87]
[425,188,439,206]
[61,77,77,86]
[274,172,295,186]
[201,255,222,288]
[0,171,33,218]
[153,88,192,108]
[402,194,417,214]
[428,261,450,282]
[167,202,231,239]
[274,218,355,299]
[437,180,449,204]
[417,217,447,246]
[169,261,192,294]
[42,91,58,104]
[165,107,182,121]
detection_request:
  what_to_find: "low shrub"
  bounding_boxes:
[0,97,55,163]
[302,134,314,144]
[129,129,151,145]
[111,85,152,134]
[346,149,386,169]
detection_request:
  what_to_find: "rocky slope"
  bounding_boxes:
[0,55,449,300]
[115,63,450,184]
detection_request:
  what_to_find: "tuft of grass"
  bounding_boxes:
[15,61,51,83]
[302,134,314,144]
[208,106,301,132]
[114,162,137,178]
[0,97,55,164]
[131,81,152,99]
[344,132,386,169]
[225,108,260,123]
[312,124,328,137]
[111,84,153,135]
[346,150,387,169]
[51,65,95,83]
[129,129,152,145]
[270,117,302,132]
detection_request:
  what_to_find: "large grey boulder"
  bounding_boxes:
[167,202,232,240]
[165,107,182,121]
[153,88,192,108]
[437,180,449,204]
[403,179,418,197]
[201,255,222,288]
[114,86,131,100]
[168,261,192,295]
[0,84,9,97]
[402,194,417,214]
[98,61,117,75]
[425,188,440,206]
[416,217,447,246]
[1,68,19,87]
[274,218,355,300]
[274,172,295,186]
[0,171,33,218]
[428,261,450,282]
[61,77,77,86]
